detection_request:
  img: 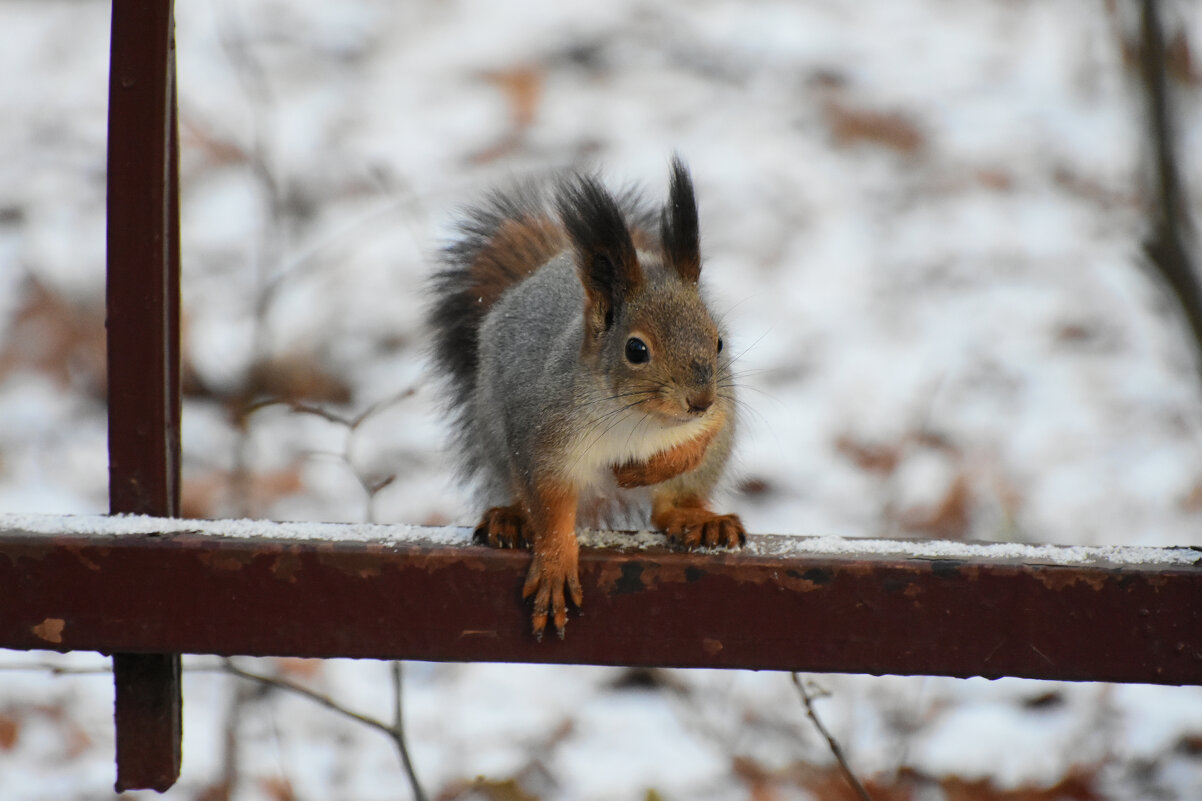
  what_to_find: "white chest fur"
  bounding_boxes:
[559,404,710,490]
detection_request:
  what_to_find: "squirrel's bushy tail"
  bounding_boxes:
[429,177,656,412]
[428,184,565,414]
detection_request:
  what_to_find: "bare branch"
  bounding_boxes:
[0,661,112,676]
[791,673,875,801]
[391,661,428,801]
[221,660,394,737]
[0,657,428,800]
[1137,0,1202,376]
[218,660,428,801]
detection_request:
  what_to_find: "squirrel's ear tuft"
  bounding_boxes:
[660,156,701,285]
[557,173,642,333]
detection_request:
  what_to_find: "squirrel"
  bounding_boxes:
[428,157,744,639]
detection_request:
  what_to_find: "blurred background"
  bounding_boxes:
[1,0,1201,799]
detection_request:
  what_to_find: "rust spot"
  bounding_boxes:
[1146,573,1170,588]
[595,553,753,594]
[1032,566,1107,592]
[800,567,832,585]
[198,550,252,572]
[270,550,302,583]
[702,638,723,655]
[63,543,104,571]
[460,553,502,572]
[32,618,64,644]
[314,550,382,579]
[780,569,828,592]
[460,630,500,639]
[612,563,647,595]
[930,560,963,579]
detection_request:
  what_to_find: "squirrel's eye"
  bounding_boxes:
[625,337,650,364]
[717,337,724,354]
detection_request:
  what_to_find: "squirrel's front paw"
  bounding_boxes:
[473,505,532,549]
[657,508,746,550]
[521,546,583,640]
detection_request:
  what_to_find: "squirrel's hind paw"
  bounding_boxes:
[473,505,533,549]
[658,509,746,550]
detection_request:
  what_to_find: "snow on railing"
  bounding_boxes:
[2,511,1198,686]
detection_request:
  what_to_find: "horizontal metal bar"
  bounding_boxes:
[0,516,1198,685]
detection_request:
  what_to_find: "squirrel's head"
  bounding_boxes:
[557,158,727,425]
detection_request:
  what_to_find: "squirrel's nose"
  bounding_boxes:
[686,391,714,415]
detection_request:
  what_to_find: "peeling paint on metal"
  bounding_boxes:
[270,550,302,582]
[610,562,647,595]
[1032,566,1108,591]
[32,617,65,644]
[198,550,253,572]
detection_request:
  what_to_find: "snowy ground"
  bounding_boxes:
[1,0,1201,799]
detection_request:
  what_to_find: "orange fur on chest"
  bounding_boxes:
[612,423,718,488]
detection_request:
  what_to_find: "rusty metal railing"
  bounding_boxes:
[1,519,1199,686]
[0,0,1197,793]
[105,0,182,791]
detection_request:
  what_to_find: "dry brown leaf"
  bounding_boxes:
[62,719,93,760]
[259,776,297,801]
[737,477,775,497]
[1176,732,1202,756]
[465,778,541,801]
[272,658,324,681]
[1166,29,1199,85]
[790,766,1099,801]
[824,99,925,155]
[180,115,251,168]
[181,465,306,519]
[483,65,543,130]
[977,169,1013,191]
[0,713,19,751]
[940,771,1098,801]
[194,782,232,801]
[731,754,780,801]
[244,354,353,406]
[792,763,913,801]
[898,472,972,539]
[470,65,544,164]
[835,434,902,475]
[1180,481,1202,513]
[0,278,106,395]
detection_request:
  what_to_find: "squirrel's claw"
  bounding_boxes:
[660,510,746,550]
[474,505,532,549]
[522,549,583,640]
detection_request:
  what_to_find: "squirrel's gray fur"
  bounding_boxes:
[427,158,736,525]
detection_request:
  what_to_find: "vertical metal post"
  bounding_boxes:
[106,0,183,792]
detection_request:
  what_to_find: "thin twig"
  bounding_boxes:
[220,661,429,801]
[221,661,395,737]
[0,657,427,801]
[1137,0,1202,377]
[791,673,875,801]
[391,661,429,801]
[0,662,112,676]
